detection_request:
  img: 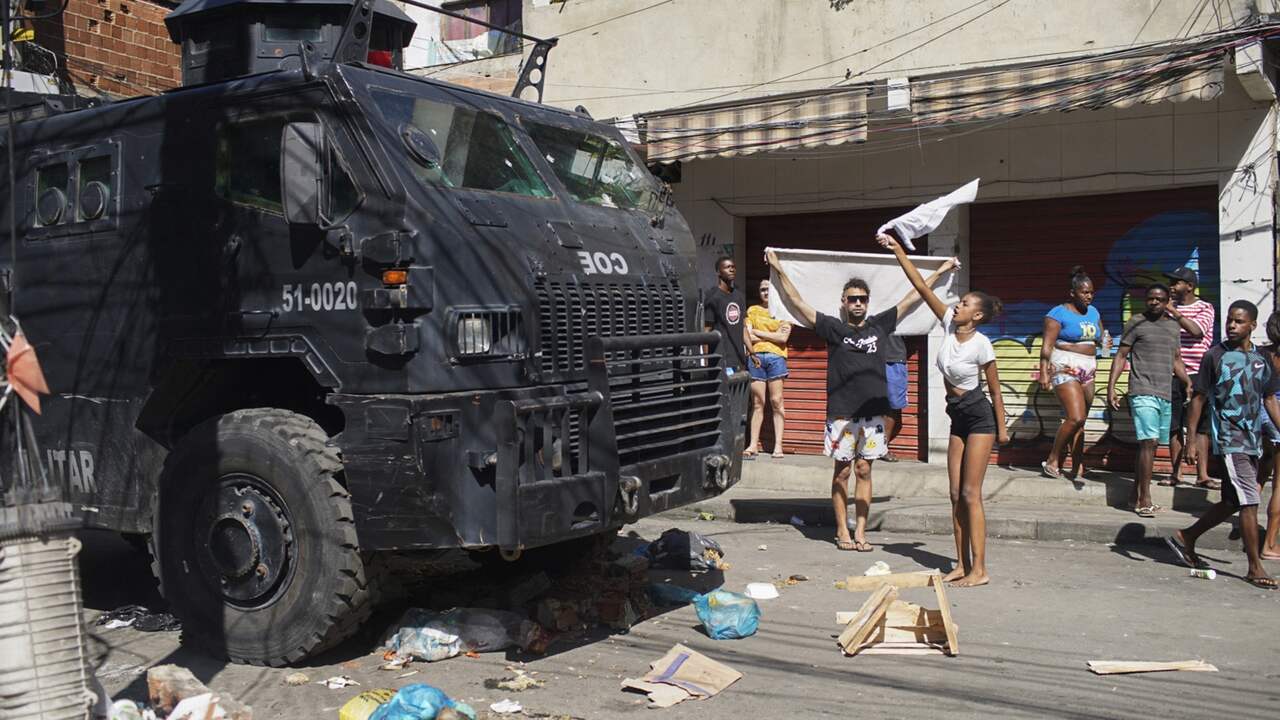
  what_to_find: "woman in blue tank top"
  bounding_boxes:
[1039,266,1108,479]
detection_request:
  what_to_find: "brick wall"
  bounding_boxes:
[34,0,182,97]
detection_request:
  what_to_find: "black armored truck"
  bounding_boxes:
[0,0,747,665]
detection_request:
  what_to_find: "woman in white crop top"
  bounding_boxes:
[879,232,1009,588]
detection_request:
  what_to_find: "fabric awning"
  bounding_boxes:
[911,48,1225,124]
[640,86,870,164]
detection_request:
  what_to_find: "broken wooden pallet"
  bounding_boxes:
[1087,660,1217,675]
[835,573,958,656]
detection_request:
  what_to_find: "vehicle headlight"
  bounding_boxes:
[457,315,492,355]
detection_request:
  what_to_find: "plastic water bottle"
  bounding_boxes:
[1189,568,1216,580]
[1102,329,1112,354]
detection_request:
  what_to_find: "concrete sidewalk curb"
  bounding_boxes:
[669,486,1253,552]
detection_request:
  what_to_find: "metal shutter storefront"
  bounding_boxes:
[745,207,927,460]
[969,186,1219,472]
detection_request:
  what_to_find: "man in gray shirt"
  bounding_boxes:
[1106,283,1192,516]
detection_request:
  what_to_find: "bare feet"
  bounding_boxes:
[950,571,990,587]
[941,567,966,583]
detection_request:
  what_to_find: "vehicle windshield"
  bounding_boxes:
[371,88,551,198]
[525,122,662,212]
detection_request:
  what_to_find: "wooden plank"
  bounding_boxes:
[837,584,898,655]
[842,572,938,592]
[838,602,935,627]
[882,624,947,645]
[1087,660,1218,675]
[932,574,959,657]
[858,645,947,656]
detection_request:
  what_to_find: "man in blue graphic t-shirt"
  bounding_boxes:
[1167,300,1280,589]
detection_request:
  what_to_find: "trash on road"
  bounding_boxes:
[697,510,715,521]
[789,515,805,527]
[489,699,523,714]
[147,664,251,719]
[484,668,545,692]
[283,672,310,686]
[648,582,702,606]
[383,607,532,662]
[380,655,412,671]
[621,644,742,708]
[167,693,236,720]
[693,590,760,639]
[744,582,779,600]
[368,684,476,720]
[757,544,767,551]
[835,575,957,657]
[95,605,182,632]
[863,561,891,577]
[107,700,146,720]
[1188,568,1217,580]
[339,689,396,720]
[1086,660,1218,675]
[646,529,727,572]
[318,676,361,690]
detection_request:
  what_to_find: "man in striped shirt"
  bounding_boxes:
[1163,266,1217,489]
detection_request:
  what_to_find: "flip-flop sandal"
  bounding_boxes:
[1041,461,1062,479]
[1158,478,1181,487]
[771,451,785,459]
[1135,506,1157,518]
[835,538,857,551]
[1244,576,1278,590]
[880,454,899,463]
[1195,479,1222,491]
[742,451,757,461]
[854,540,874,552]
[1165,536,1209,569]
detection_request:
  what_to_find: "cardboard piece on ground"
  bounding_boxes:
[621,643,742,707]
[842,572,937,591]
[838,584,898,655]
[1087,660,1218,675]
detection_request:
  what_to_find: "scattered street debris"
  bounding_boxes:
[744,582,779,600]
[489,699,523,714]
[621,644,742,708]
[1188,568,1217,580]
[318,676,361,690]
[835,573,957,657]
[646,529,728,571]
[693,590,760,639]
[484,668,545,692]
[95,605,181,632]
[339,689,396,720]
[757,544,767,551]
[380,655,412,671]
[789,516,805,527]
[697,510,715,521]
[283,672,310,686]
[1086,660,1218,675]
[863,560,892,577]
[146,665,251,720]
[107,699,148,720]
[383,607,531,662]
[367,684,475,720]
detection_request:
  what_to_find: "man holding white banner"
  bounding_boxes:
[766,248,957,552]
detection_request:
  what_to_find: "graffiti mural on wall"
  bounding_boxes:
[980,210,1219,467]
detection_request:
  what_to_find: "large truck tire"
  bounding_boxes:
[150,408,372,666]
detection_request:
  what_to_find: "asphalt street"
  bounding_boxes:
[82,515,1280,719]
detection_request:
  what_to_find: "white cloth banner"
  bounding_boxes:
[876,178,980,251]
[766,248,960,336]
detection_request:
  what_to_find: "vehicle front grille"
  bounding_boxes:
[535,278,686,379]
[604,346,724,466]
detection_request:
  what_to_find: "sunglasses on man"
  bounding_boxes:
[844,294,870,305]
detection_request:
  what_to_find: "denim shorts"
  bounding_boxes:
[1129,395,1171,445]
[748,352,789,382]
[886,362,908,410]
[1262,393,1280,444]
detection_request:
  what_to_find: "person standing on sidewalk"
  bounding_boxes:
[1105,283,1192,518]
[744,279,791,459]
[765,247,953,552]
[1040,266,1108,480]
[880,234,1002,587]
[1256,310,1280,561]
[1167,300,1280,589]
[704,257,752,375]
[1163,266,1215,490]
[881,333,908,463]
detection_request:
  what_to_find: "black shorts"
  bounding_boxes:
[946,389,997,438]
[1170,374,1208,435]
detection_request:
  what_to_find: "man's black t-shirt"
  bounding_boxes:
[705,286,748,370]
[814,308,898,420]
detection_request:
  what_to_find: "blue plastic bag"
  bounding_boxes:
[692,589,760,639]
[368,684,476,720]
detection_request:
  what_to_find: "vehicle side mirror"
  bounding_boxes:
[281,122,324,226]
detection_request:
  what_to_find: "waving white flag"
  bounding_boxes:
[877,178,980,251]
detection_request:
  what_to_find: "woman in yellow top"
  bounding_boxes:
[745,279,792,459]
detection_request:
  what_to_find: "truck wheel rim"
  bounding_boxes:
[194,473,295,607]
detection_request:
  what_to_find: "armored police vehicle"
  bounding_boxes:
[0,0,747,665]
